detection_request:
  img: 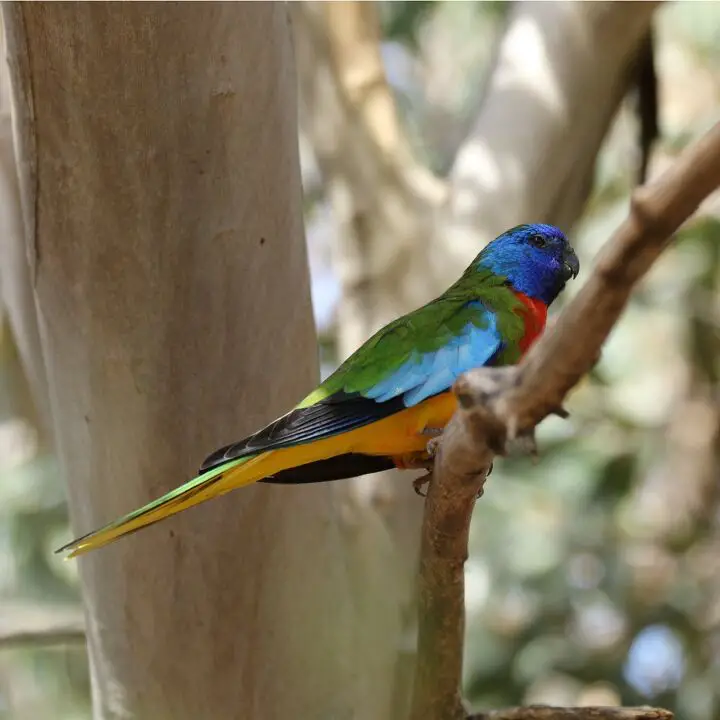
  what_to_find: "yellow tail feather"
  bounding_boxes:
[59,398,450,558]
[61,453,275,558]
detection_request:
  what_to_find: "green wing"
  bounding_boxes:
[299,269,526,407]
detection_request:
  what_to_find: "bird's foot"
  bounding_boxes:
[426,435,442,458]
[412,462,490,499]
[393,428,444,473]
[405,430,491,499]
[393,452,434,471]
[396,433,444,497]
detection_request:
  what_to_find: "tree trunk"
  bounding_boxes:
[0,18,50,440]
[2,4,389,719]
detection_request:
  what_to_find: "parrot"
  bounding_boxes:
[58,223,579,558]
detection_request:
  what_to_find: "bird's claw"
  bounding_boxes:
[414,463,491,499]
[413,473,432,497]
[426,435,441,458]
[421,426,444,438]
[396,429,443,473]
[409,429,491,499]
[394,452,434,471]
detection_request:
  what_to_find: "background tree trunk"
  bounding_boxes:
[1,4,401,719]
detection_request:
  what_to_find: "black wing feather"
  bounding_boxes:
[199,392,405,473]
[260,453,395,484]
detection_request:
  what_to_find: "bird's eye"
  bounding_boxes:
[529,234,547,248]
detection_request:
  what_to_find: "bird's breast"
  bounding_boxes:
[512,291,548,352]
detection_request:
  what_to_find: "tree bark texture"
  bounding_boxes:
[2,4,381,719]
[0,18,50,439]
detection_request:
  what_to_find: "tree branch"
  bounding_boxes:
[410,120,720,720]
[295,1,444,202]
[0,15,53,442]
[0,603,85,649]
[468,707,673,720]
[320,1,413,166]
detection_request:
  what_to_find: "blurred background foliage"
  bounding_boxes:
[2,2,720,719]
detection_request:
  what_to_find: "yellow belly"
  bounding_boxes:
[349,390,457,455]
[230,391,458,483]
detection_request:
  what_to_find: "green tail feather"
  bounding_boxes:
[56,457,249,557]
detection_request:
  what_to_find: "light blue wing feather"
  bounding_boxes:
[364,352,435,402]
[363,304,501,407]
[204,300,507,474]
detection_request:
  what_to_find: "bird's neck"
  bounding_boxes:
[472,256,564,305]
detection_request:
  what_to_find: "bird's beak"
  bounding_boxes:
[562,248,580,281]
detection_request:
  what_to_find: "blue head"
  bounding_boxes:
[474,223,579,304]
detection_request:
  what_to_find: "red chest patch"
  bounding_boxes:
[513,292,548,353]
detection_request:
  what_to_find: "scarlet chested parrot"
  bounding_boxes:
[59,223,578,557]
